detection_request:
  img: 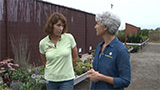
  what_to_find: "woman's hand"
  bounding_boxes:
[87,69,101,82]
[87,69,114,85]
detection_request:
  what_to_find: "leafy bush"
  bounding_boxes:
[127,34,142,43]
[74,59,92,76]
[91,50,95,57]
[0,35,46,90]
[131,45,139,53]
[117,30,125,42]
[126,29,149,43]
[0,84,9,90]
[10,81,24,90]
[139,29,149,37]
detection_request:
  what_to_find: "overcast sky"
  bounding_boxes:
[43,0,160,30]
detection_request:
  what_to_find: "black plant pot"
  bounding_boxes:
[41,85,47,90]
[2,75,10,87]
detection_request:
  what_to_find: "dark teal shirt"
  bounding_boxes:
[91,37,131,90]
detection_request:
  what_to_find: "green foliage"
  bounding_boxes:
[9,66,45,90]
[74,60,92,75]
[131,45,139,53]
[29,66,46,89]
[91,50,95,57]
[117,30,125,42]
[0,35,46,89]
[140,29,149,36]
[8,67,32,83]
[10,81,24,90]
[0,84,9,90]
[127,34,140,43]
[141,36,148,41]
[10,35,31,68]
[126,29,149,43]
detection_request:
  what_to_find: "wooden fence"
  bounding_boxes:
[0,0,102,66]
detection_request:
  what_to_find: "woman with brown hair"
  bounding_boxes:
[39,12,78,90]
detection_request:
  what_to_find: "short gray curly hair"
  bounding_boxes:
[95,11,121,35]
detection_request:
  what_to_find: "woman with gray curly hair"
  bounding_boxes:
[87,11,131,90]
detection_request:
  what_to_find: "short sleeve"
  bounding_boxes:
[68,34,76,48]
[39,41,45,54]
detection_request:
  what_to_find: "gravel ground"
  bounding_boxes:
[126,42,160,90]
[74,42,160,90]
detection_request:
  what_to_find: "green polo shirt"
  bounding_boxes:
[39,33,76,81]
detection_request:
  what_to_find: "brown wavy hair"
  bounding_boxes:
[44,12,68,35]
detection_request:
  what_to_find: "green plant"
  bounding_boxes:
[127,34,142,43]
[0,58,20,87]
[74,60,92,75]
[30,66,46,89]
[10,81,24,90]
[8,67,32,83]
[126,29,149,43]
[0,84,9,90]
[7,35,35,89]
[131,45,139,53]
[117,30,125,42]
[141,36,148,41]
[8,65,46,90]
[0,35,47,89]
[10,35,31,69]
[139,29,149,37]
[9,35,33,81]
[91,50,95,57]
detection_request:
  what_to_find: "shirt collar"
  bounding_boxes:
[59,34,64,41]
[100,37,118,48]
[47,34,64,42]
[109,37,118,47]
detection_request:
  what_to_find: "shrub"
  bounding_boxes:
[74,59,92,76]
[0,35,46,89]
[117,30,125,42]
[131,45,139,53]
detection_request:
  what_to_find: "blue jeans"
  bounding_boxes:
[46,79,74,90]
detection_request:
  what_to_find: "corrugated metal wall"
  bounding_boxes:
[0,0,102,66]
[0,0,6,60]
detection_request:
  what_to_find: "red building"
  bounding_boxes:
[125,23,140,43]
[125,23,140,37]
